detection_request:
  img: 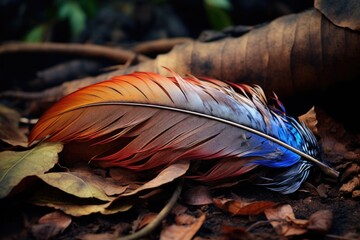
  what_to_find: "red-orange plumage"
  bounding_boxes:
[29,69,322,193]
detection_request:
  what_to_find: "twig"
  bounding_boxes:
[131,37,193,55]
[117,179,183,240]
[0,42,150,63]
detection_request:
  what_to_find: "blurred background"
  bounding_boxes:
[0,0,313,44]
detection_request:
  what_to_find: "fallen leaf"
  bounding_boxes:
[213,198,276,216]
[264,204,308,236]
[122,161,190,197]
[31,186,133,217]
[339,175,360,193]
[315,0,360,31]
[37,172,114,201]
[0,104,28,147]
[307,210,333,235]
[31,211,72,240]
[36,169,128,201]
[0,142,63,199]
[160,214,206,240]
[298,106,318,136]
[183,185,213,206]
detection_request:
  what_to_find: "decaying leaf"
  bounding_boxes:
[264,204,308,236]
[36,172,116,201]
[0,142,63,199]
[22,8,360,106]
[31,211,72,240]
[0,104,28,147]
[31,186,133,217]
[122,161,190,197]
[264,204,333,237]
[213,197,276,216]
[339,175,360,194]
[314,0,360,31]
[298,106,318,136]
[160,214,206,240]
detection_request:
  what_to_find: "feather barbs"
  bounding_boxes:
[29,69,338,193]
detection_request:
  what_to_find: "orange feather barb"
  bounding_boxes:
[29,69,338,194]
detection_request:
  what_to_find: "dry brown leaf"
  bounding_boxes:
[339,175,360,193]
[160,214,206,240]
[307,210,333,235]
[213,198,276,216]
[264,204,308,236]
[0,104,28,147]
[183,185,213,206]
[22,8,360,108]
[298,106,318,136]
[314,0,360,31]
[31,211,72,240]
[122,161,190,197]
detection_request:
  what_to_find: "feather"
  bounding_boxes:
[29,68,338,194]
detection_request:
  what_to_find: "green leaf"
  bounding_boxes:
[58,1,86,36]
[0,143,63,199]
[24,25,47,43]
[205,0,232,10]
[204,1,233,31]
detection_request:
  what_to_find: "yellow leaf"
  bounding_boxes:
[0,142,63,199]
[37,171,125,201]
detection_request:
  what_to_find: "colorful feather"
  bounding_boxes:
[29,69,337,194]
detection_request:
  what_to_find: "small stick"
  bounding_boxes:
[0,42,150,63]
[117,179,183,240]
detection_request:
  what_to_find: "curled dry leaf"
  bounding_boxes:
[160,214,206,240]
[31,210,72,240]
[265,204,334,237]
[213,198,277,216]
[314,0,360,31]
[0,142,63,199]
[122,161,190,197]
[264,204,308,236]
[298,106,318,136]
[183,185,213,206]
